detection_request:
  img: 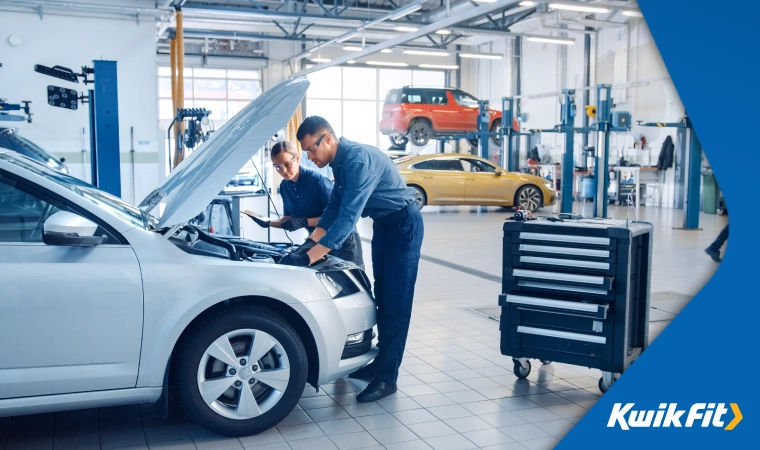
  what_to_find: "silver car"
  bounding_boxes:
[0,77,377,437]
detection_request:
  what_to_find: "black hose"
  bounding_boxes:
[192,225,240,261]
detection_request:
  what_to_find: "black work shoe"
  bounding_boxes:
[356,379,397,402]
[347,363,375,380]
[705,247,722,263]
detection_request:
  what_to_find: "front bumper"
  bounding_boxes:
[305,290,377,385]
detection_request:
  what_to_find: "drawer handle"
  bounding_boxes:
[519,244,610,258]
[513,268,606,285]
[518,281,608,296]
[519,232,610,246]
[520,256,610,270]
[506,294,602,313]
[517,326,607,344]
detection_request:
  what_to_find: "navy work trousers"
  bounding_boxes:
[371,204,424,384]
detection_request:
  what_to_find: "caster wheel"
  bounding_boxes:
[540,360,552,365]
[717,209,725,216]
[599,375,618,393]
[514,360,531,379]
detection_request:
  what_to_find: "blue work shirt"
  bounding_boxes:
[280,166,332,234]
[317,137,417,250]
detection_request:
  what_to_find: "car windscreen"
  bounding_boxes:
[0,152,154,230]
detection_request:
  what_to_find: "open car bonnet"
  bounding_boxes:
[139,77,309,228]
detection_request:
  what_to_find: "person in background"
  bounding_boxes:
[250,140,363,267]
[705,225,728,262]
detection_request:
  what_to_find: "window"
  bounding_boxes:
[0,173,118,243]
[424,90,448,105]
[410,159,464,171]
[404,89,423,104]
[410,160,435,170]
[307,67,445,148]
[462,158,497,173]
[453,91,480,108]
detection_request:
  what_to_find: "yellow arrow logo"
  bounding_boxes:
[725,403,742,430]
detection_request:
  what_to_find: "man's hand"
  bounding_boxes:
[281,217,307,232]
[279,253,311,267]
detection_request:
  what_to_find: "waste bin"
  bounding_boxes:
[580,176,596,200]
[702,172,719,214]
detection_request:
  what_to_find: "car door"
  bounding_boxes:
[424,89,457,131]
[461,158,516,205]
[452,91,480,132]
[410,158,466,203]
[0,172,143,399]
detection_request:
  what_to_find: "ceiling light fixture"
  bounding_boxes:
[347,60,356,64]
[404,50,449,56]
[381,49,393,53]
[343,46,363,51]
[459,53,503,60]
[472,0,497,3]
[548,2,609,13]
[395,26,419,32]
[519,1,535,5]
[311,58,331,63]
[419,64,459,69]
[436,29,452,35]
[366,61,409,67]
[526,36,575,45]
[622,10,644,17]
[389,4,422,20]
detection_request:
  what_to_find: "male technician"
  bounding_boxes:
[281,116,424,402]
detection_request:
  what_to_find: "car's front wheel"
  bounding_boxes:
[173,306,307,437]
[515,185,543,212]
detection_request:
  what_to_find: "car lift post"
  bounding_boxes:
[89,61,121,197]
[637,116,702,229]
[592,84,631,219]
[527,90,593,214]
[477,100,491,160]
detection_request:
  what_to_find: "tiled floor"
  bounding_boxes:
[0,203,727,450]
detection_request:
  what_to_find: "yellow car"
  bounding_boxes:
[395,154,556,212]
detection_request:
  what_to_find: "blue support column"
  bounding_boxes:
[478,100,490,160]
[90,60,121,197]
[593,85,612,219]
[685,126,702,229]
[560,90,576,213]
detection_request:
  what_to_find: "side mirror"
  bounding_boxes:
[496,168,504,176]
[43,211,106,247]
[60,157,66,163]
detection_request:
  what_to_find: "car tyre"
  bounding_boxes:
[411,186,426,210]
[173,306,307,437]
[389,135,409,150]
[515,185,543,212]
[409,121,432,147]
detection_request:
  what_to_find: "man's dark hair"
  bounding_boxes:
[297,116,334,141]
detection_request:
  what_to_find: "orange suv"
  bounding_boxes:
[380,87,502,149]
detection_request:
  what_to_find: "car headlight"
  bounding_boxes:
[316,271,360,299]
[543,180,554,189]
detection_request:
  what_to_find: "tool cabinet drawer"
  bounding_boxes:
[510,254,616,275]
[499,294,609,320]
[512,232,617,251]
[509,325,612,361]
[507,268,614,291]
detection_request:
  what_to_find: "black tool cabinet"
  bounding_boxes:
[499,218,653,392]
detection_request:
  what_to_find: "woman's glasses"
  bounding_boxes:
[274,155,297,172]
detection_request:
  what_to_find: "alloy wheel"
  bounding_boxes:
[518,186,542,212]
[197,329,290,420]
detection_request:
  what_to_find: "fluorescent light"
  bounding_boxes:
[311,58,331,62]
[404,50,449,56]
[395,26,418,32]
[527,36,575,45]
[366,61,409,67]
[519,1,535,5]
[459,53,503,60]
[419,64,459,69]
[548,2,609,13]
[347,60,356,64]
[381,49,393,53]
[389,4,422,20]
[436,29,452,35]
[343,46,363,51]
[622,10,644,17]
[472,0,497,2]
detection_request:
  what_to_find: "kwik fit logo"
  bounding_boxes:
[608,403,742,430]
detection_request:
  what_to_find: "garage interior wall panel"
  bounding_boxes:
[0,11,159,205]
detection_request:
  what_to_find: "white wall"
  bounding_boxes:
[0,10,159,205]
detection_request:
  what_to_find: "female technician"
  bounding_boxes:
[251,140,364,267]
